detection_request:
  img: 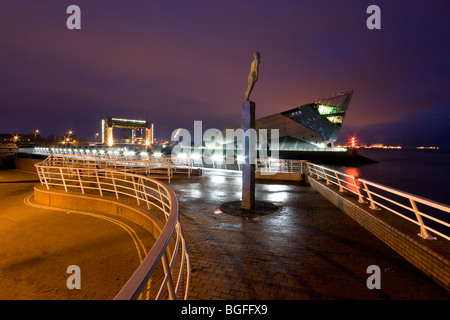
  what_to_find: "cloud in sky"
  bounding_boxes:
[0,1,449,146]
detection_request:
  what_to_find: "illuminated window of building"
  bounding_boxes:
[326,116,343,124]
[317,105,340,115]
[316,105,344,123]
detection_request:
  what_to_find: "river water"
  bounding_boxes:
[326,148,450,206]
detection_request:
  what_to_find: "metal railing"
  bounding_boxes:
[256,158,304,174]
[305,162,450,241]
[34,150,302,176]
[35,151,450,242]
[43,154,194,182]
[35,156,191,300]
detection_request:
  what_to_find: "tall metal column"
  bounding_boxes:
[242,100,256,210]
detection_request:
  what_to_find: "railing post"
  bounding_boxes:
[40,167,49,189]
[353,177,365,203]
[335,172,344,192]
[362,182,379,210]
[322,168,330,185]
[140,178,151,210]
[95,170,103,196]
[111,172,119,199]
[132,176,140,206]
[60,168,68,192]
[157,184,167,219]
[314,165,320,180]
[161,252,176,300]
[410,199,436,240]
[306,162,313,176]
[77,168,85,194]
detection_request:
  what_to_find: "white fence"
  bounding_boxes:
[305,162,450,241]
[35,155,191,300]
[35,150,450,245]
[43,153,194,182]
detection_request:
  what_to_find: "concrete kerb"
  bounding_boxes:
[33,184,179,299]
[33,184,165,246]
[305,175,450,293]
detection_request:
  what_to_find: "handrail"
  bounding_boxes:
[43,152,305,176]
[34,155,191,300]
[256,158,304,173]
[45,153,194,182]
[305,162,450,241]
[34,151,450,242]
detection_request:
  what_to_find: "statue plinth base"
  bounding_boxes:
[242,100,255,210]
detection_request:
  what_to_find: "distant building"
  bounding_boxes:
[101,117,154,147]
[0,133,36,147]
[223,90,353,151]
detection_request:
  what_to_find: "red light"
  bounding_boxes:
[349,136,357,148]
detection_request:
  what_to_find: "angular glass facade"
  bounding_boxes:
[221,90,353,151]
[275,90,352,148]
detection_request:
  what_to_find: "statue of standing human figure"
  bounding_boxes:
[244,52,260,101]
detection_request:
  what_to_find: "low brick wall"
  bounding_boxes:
[15,158,42,172]
[34,185,165,241]
[306,175,450,293]
[256,171,302,181]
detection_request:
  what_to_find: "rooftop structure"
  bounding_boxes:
[223,90,353,151]
[101,117,154,147]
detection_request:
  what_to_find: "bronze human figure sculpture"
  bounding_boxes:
[244,52,260,101]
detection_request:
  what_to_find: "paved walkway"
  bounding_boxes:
[0,169,449,300]
[0,170,155,300]
[170,171,450,300]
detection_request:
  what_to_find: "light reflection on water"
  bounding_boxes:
[345,167,360,178]
[343,167,360,193]
[350,149,449,206]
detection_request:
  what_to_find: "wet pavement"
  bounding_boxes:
[170,171,450,299]
[0,169,155,299]
[0,168,449,300]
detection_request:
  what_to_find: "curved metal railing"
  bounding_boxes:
[34,155,191,300]
[306,162,450,241]
[42,153,194,182]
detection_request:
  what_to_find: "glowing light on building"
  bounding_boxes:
[102,117,153,146]
[349,136,357,150]
[417,146,439,150]
[107,126,114,147]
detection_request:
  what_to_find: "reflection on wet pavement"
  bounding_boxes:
[168,171,450,300]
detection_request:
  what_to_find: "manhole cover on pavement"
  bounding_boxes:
[219,201,279,218]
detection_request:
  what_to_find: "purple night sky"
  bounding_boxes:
[1,1,449,147]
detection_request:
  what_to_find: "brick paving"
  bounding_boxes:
[0,170,155,300]
[1,169,449,300]
[170,171,450,300]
